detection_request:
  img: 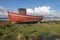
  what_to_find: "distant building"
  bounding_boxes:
[18,8,26,14]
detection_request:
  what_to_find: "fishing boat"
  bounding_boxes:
[8,11,43,23]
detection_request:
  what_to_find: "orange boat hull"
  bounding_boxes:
[8,12,43,23]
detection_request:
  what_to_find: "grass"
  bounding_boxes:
[0,21,60,40]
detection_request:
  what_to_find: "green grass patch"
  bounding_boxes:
[0,21,60,40]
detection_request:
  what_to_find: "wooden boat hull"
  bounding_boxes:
[8,12,43,23]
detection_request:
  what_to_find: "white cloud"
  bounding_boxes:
[0,6,7,15]
[26,8,33,14]
[0,6,56,16]
[26,6,56,16]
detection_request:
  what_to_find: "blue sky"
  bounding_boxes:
[0,0,60,16]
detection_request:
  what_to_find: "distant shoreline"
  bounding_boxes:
[0,18,9,21]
